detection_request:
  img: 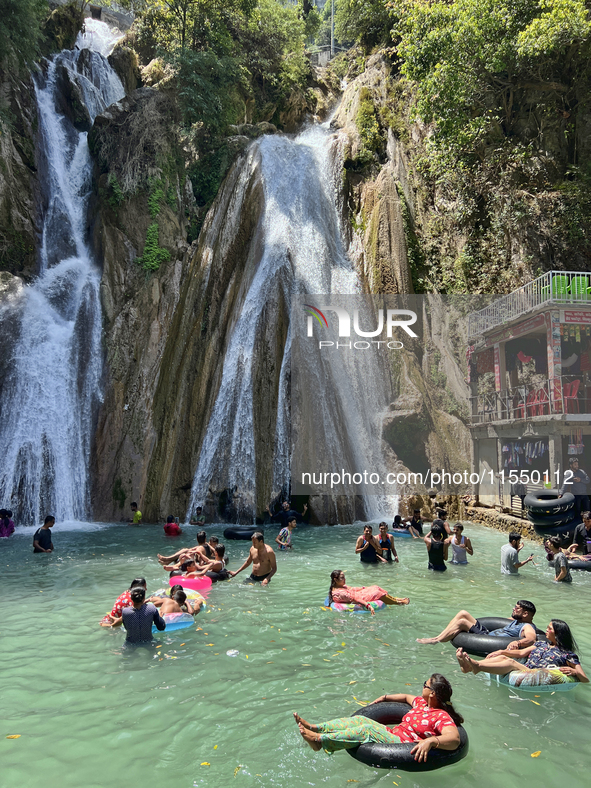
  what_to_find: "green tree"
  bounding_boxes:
[0,0,48,67]
[335,0,391,49]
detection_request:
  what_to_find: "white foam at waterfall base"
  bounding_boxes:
[188,123,397,520]
[0,23,125,525]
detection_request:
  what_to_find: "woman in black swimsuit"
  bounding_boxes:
[424,521,448,572]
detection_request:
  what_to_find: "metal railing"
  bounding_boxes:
[469,375,588,424]
[467,271,591,338]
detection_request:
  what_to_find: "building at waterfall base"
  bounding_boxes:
[467,271,591,514]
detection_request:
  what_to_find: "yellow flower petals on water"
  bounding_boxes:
[531,751,542,758]
[6,735,21,739]
[234,765,243,777]
[348,681,357,685]
[214,745,218,750]
[529,700,541,706]
[201,762,210,766]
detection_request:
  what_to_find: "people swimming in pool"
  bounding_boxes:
[327,570,409,614]
[456,620,588,685]
[293,673,462,759]
[183,544,229,582]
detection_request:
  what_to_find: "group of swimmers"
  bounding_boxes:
[296,596,588,758]
[356,519,473,572]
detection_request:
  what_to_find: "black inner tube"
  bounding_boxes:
[223,527,261,541]
[347,702,468,772]
[451,617,547,657]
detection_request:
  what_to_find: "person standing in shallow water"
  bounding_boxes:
[129,502,142,525]
[33,515,55,553]
[424,521,448,571]
[355,524,388,564]
[0,509,15,538]
[228,532,277,585]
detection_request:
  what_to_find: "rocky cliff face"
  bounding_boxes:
[0,71,40,282]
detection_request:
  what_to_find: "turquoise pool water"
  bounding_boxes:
[1,521,590,788]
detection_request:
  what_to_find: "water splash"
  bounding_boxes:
[0,23,125,524]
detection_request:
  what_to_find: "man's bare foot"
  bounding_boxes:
[293,712,316,731]
[298,723,322,751]
[398,597,410,605]
[456,648,477,674]
[416,637,440,644]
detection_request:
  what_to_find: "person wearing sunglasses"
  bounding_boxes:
[293,673,462,762]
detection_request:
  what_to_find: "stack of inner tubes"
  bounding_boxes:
[347,702,469,771]
[525,490,579,538]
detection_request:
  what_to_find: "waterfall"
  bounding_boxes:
[0,21,125,524]
[188,123,395,522]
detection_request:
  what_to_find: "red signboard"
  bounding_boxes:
[485,312,546,346]
[562,310,591,324]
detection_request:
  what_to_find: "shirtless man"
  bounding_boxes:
[148,585,202,615]
[227,532,277,585]
[158,530,212,568]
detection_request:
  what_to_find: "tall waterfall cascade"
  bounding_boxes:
[188,124,396,521]
[0,21,125,524]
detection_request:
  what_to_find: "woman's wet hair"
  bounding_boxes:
[130,577,147,590]
[428,674,464,725]
[328,569,343,603]
[393,515,402,526]
[130,587,146,604]
[551,619,578,653]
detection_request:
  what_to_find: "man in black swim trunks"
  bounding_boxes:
[227,532,277,585]
[416,600,537,648]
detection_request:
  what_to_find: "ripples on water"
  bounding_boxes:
[1,522,590,787]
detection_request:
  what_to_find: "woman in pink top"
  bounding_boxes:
[294,674,462,762]
[328,569,409,614]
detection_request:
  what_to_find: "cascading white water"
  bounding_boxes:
[188,123,396,521]
[0,21,125,524]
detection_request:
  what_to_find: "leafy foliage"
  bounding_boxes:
[0,0,48,67]
[137,222,171,271]
[334,0,391,49]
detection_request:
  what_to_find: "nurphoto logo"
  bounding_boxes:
[303,304,419,349]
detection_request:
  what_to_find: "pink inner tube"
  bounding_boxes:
[169,575,212,595]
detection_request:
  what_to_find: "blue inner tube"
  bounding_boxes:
[451,617,547,657]
[390,528,413,538]
[223,527,261,541]
[347,702,468,771]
